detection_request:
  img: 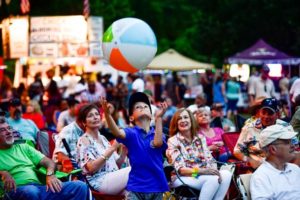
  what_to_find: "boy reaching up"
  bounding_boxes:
[100,92,168,200]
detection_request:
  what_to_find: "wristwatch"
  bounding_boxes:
[46,171,55,176]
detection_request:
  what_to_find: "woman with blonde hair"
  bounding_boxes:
[196,107,230,162]
[23,100,45,129]
[166,108,232,200]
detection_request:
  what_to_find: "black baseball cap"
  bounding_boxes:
[211,103,224,111]
[9,98,21,107]
[0,108,5,116]
[261,98,279,113]
[128,92,152,116]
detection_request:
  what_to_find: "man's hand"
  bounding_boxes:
[155,101,168,119]
[1,171,16,192]
[46,175,62,193]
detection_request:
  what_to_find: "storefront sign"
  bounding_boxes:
[29,43,58,57]
[87,16,103,42]
[30,16,87,43]
[2,17,29,58]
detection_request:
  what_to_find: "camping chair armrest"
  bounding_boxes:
[37,167,82,177]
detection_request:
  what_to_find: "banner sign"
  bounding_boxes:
[30,16,87,43]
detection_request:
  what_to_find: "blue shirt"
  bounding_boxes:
[213,81,225,104]
[117,126,169,193]
[7,117,39,143]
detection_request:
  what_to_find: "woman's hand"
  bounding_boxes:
[209,144,220,152]
[199,168,222,183]
[110,140,121,151]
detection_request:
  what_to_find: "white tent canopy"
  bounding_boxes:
[146,49,214,71]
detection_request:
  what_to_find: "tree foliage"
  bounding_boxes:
[1,0,300,67]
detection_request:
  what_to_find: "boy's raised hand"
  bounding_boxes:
[155,101,168,118]
[100,97,114,115]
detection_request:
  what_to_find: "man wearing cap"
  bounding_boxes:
[250,124,300,200]
[6,98,39,145]
[210,103,236,132]
[234,98,291,169]
[248,65,276,105]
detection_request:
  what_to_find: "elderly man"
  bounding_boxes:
[0,120,89,200]
[234,98,291,169]
[53,120,84,166]
[250,124,300,200]
[6,98,39,145]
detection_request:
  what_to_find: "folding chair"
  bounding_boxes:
[36,130,57,158]
[236,174,252,200]
[61,139,125,200]
[221,132,253,174]
[164,165,200,200]
[221,132,252,199]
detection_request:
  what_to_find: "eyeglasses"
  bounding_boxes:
[0,126,14,134]
[272,138,299,146]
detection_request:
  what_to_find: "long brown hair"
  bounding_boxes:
[169,108,198,138]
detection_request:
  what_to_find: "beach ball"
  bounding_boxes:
[102,18,157,73]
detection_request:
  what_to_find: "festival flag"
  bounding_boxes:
[20,0,30,14]
[83,0,90,18]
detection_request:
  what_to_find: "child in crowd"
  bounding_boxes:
[100,92,168,200]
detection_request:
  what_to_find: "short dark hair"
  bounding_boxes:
[77,103,99,123]
[9,98,21,107]
[67,97,79,107]
[295,94,300,107]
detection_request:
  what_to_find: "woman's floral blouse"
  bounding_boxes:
[166,133,217,171]
[77,133,119,190]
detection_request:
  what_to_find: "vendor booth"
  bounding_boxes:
[226,39,300,82]
[1,15,126,89]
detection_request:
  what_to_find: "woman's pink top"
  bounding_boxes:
[198,127,226,155]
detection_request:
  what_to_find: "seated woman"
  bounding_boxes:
[22,100,46,130]
[196,107,230,162]
[76,103,130,195]
[166,108,232,200]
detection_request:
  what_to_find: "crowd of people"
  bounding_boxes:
[0,63,300,200]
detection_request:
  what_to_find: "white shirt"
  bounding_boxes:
[132,78,145,92]
[56,110,76,132]
[248,77,276,99]
[290,78,300,102]
[250,161,300,200]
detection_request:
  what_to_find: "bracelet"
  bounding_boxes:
[191,167,199,178]
[100,154,109,161]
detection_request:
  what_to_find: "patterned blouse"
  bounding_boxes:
[77,133,119,190]
[166,132,217,171]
